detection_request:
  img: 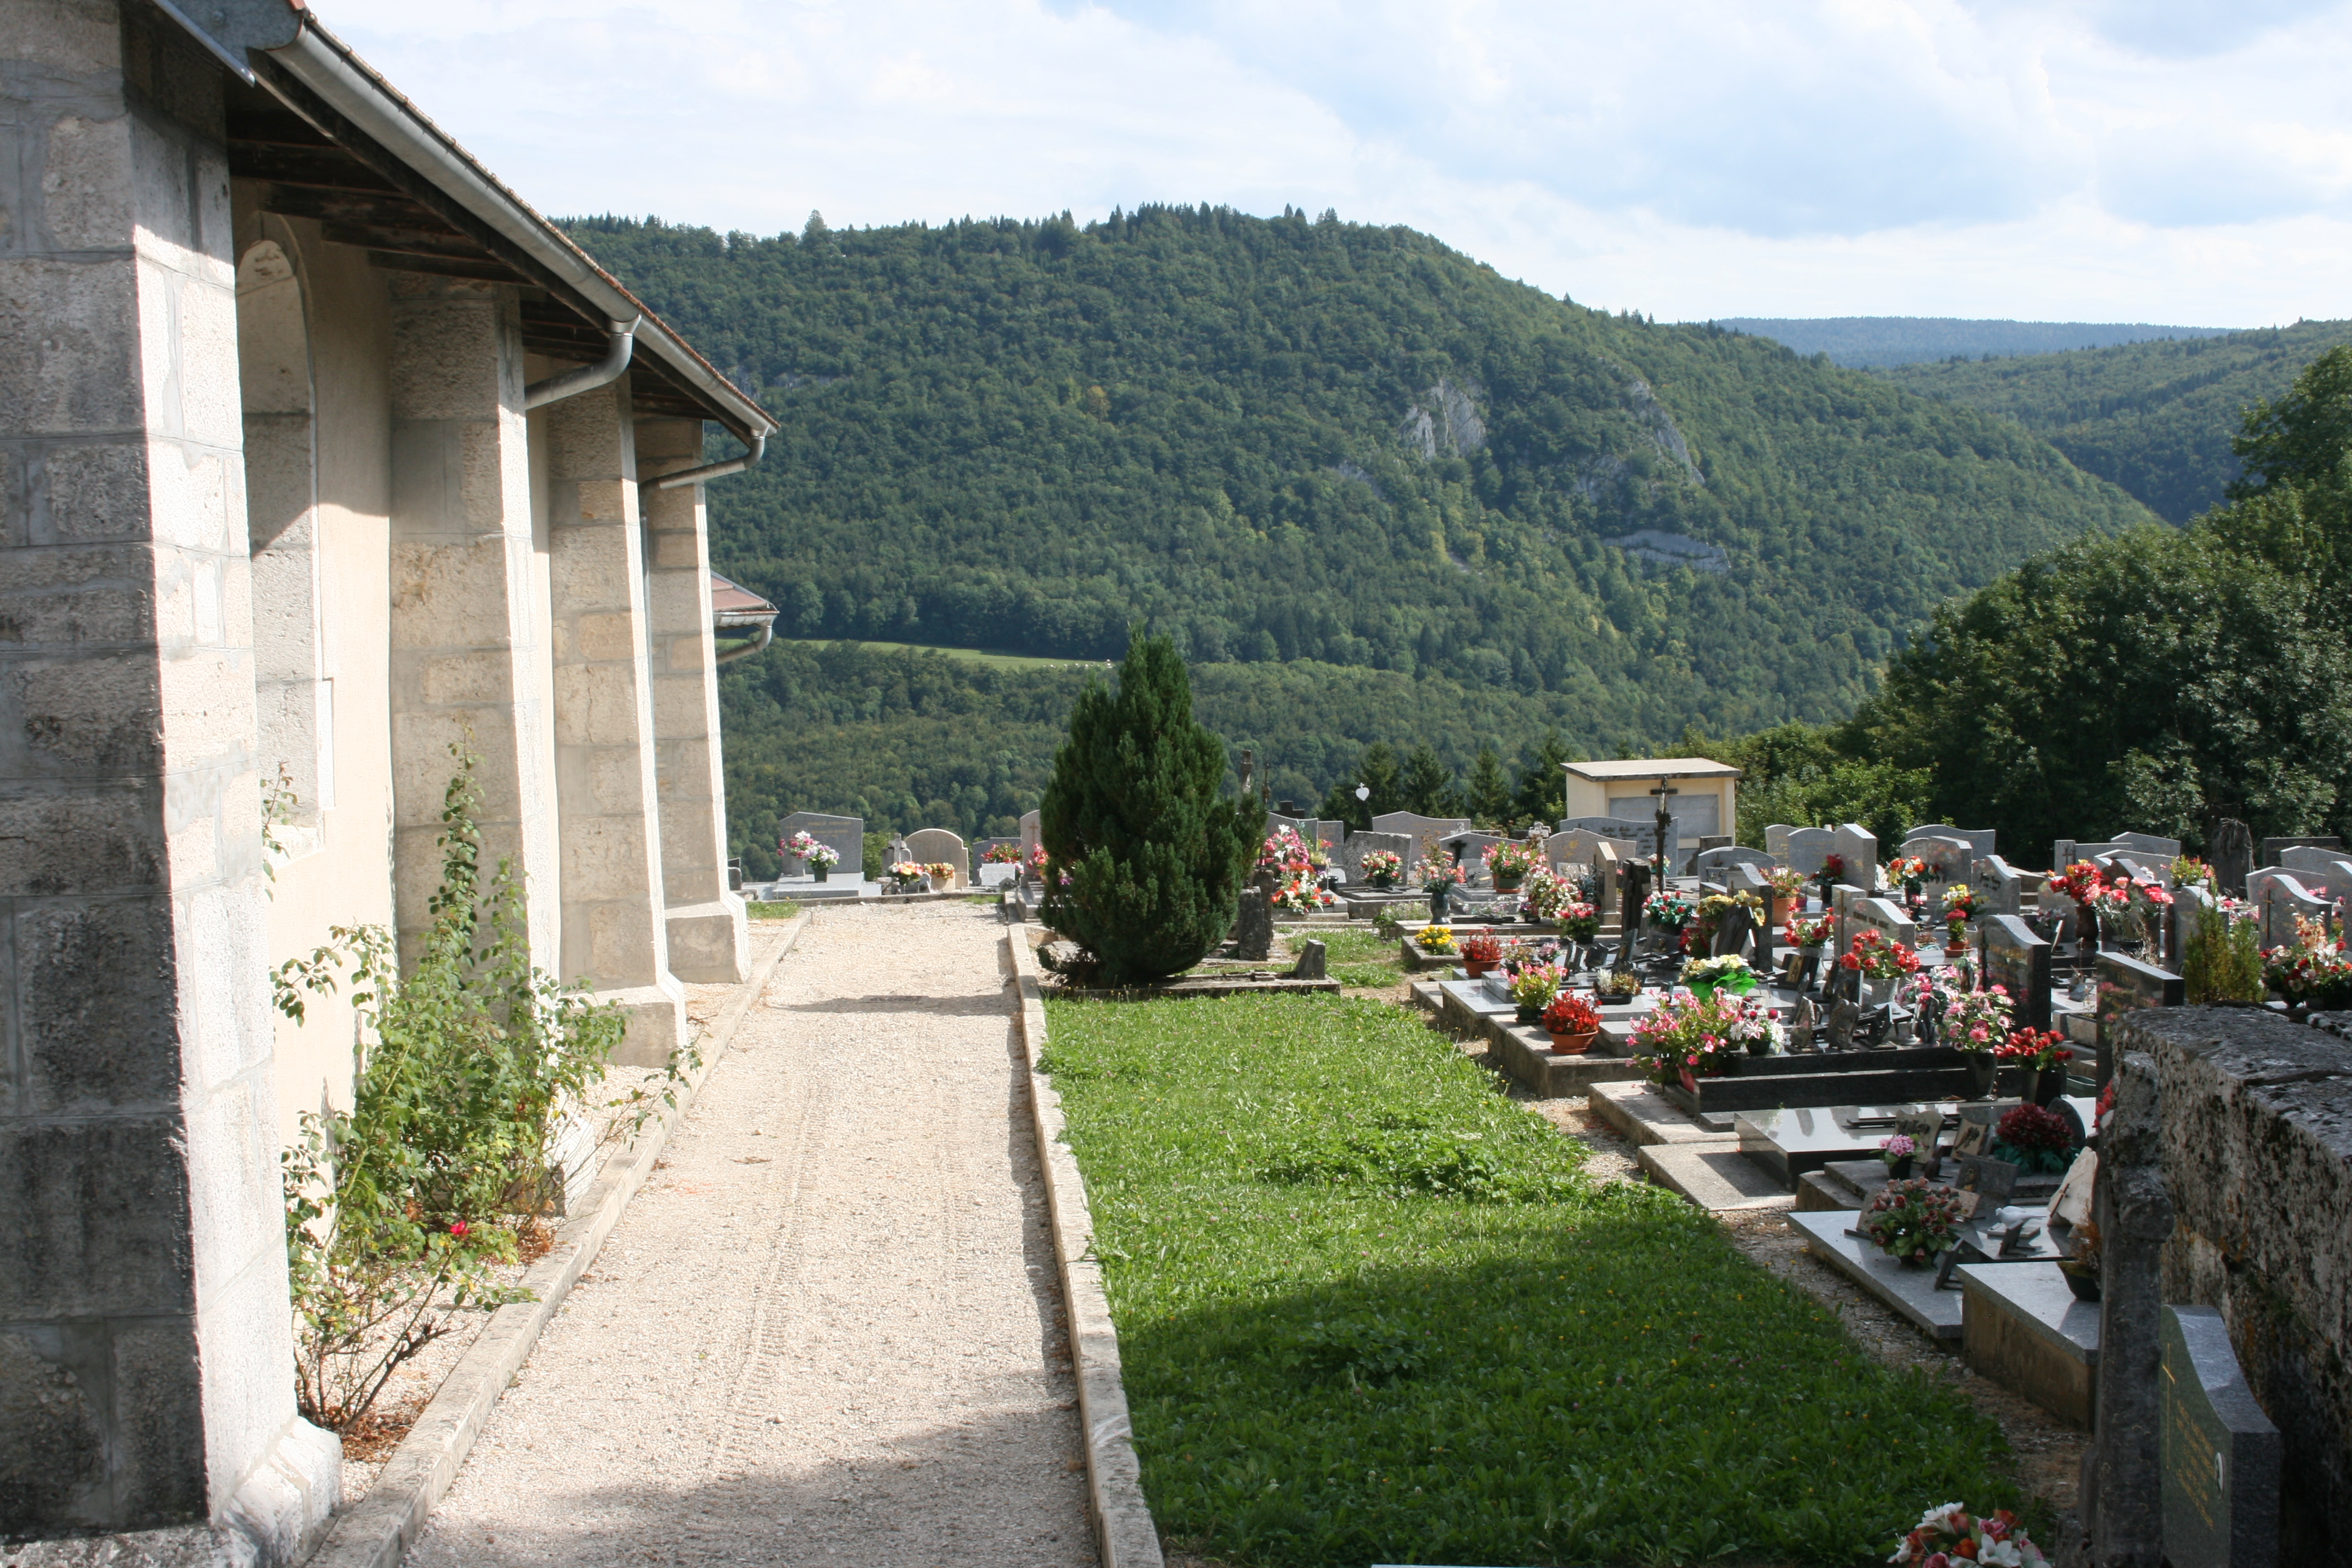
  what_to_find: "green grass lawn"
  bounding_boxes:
[769,635,1093,671]
[746,900,803,921]
[1042,994,2023,1567]
[1300,927,1406,989]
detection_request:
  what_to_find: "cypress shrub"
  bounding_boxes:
[1040,632,1263,982]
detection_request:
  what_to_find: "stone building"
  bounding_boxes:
[2,1,777,1557]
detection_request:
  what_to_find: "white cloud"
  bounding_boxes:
[307,0,2352,323]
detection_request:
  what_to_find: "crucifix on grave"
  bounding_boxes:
[1648,778,1677,885]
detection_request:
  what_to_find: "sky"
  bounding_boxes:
[315,0,2352,325]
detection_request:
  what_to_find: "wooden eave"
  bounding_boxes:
[223,93,725,425]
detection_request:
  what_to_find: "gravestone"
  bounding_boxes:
[1972,855,2027,919]
[2096,952,2183,1088]
[2277,844,2352,892]
[1906,822,1997,860]
[2160,1304,2281,1568]
[1289,939,1328,981]
[1558,814,1660,861]
[1731,864,1779,966]
[1848,896,1919,954]
[2209,818,2253,899]
[1830,823,1879,889]
[779,811,865,877]
[1444,831,1504,884]
[1019,808,1042,855]
[1692,844,1774,881]
[2252,872,2329,950]
[1338,830,1411,881]
[904,827,968,887]
[1235,887,1273,961]
[1372,812,1472,865]
[1710,901,1757,960]
[1984,915,2054,1031]
[2058,832,2184,870]
[1550,827,1639,873]
[2115,831,2184,859]
[2168,884,2216,970]
[2259,834,2339,867]
[1590,841,1621,927]
[1774,825,1835,876]
[1904,834,1975,887]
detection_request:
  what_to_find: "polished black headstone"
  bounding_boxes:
[2161,1304,2279,1568]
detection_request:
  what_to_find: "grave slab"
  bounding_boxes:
[1961,1263,2099,1431]
[1639,1143,1795,1213]
[1792,1209,1965,1340]
[1587,1080,1737,1146]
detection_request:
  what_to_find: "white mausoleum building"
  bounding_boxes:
[1,1,777,1556]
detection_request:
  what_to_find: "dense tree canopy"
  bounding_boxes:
[1881,321,2352,522]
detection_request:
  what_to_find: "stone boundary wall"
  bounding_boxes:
[2111,1007,2352,1564]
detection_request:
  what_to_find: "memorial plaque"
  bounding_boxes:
[2161,1304,2281,1568]
[1951,1152,2019,1215]
[1983,915,2053,1031]
[1893,1108,1945,1177]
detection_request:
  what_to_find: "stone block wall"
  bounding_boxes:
[2112,1007,2352,1564]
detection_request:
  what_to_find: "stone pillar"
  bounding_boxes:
[543,381,685,1063]
[2086,1048,2175,1568]
[0,3,338,1554]
[638,417,747,982]
[387,278,559,975]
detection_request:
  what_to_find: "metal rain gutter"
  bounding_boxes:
[650,431,765,491]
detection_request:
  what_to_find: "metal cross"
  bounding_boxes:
[1648,779,1677,883]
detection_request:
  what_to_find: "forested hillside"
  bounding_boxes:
[575,209,2148,734]
[1880,320,2352,521]
[1720,316,2232,368]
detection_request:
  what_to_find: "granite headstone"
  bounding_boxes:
[1984,915,2054,1032]
[2161,1304,2281,1568]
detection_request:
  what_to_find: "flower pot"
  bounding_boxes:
[2027,1067,2067,1107]
[1679,1067,1700,1095]
[1745,1035,1771,1056]
[1515,1003,1543,1024]
[812,864,829,883]
[1463,959,1492,979]
[1429,885,1452,923]
[1547,1028,1597,1056]
[1771,895,1795,927]
[1495,874,1524,893]
[1944,936,1968,956]
[1963,1053,1997,1099]
[2059,1264,2102,1302]
[1858,975,1892,1008]
[1886,1156,1915,1181]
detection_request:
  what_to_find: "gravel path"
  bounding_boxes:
[410,902,1094,1568]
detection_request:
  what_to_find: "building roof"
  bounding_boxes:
[172,2,777,445]
[1563,757,1743,782]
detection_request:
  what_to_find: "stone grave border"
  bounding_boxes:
[307,912,814,1568]
[1004,933,1169,1568]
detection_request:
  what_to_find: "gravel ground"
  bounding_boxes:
[409,901,1093,1568]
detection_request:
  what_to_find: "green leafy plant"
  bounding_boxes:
[2181,901,2264,1004]
[274,746,628,1431]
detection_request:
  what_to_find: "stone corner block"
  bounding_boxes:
[596,980,687,1070]
[665,897,749,985]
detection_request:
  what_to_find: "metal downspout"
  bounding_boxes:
[650,431,766,491]
[526,318,638,408]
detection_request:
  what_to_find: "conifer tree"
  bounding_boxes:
[1513,730,1575,825]
[1318,741,1403,830]
[1402,743,1460,816]
[1039,632,1263,982]
[1465,745,1514,825]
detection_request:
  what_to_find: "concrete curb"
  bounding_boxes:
[303,912,813,1568]
[1002,932,1166,1568]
